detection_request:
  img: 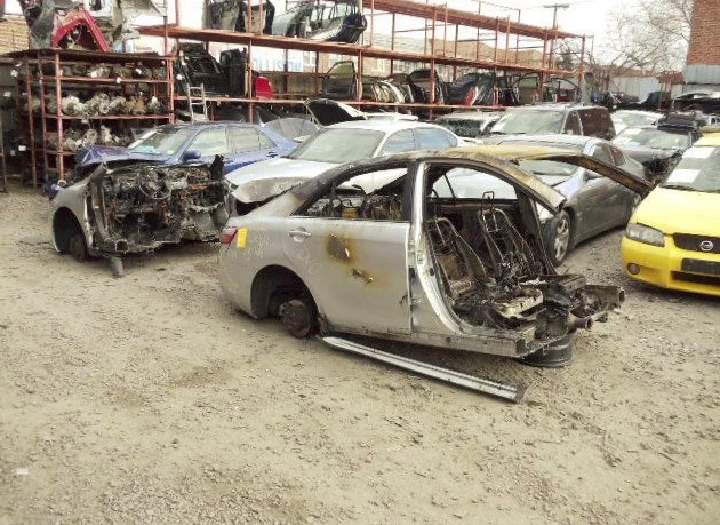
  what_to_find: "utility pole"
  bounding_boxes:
[544,3,569,69]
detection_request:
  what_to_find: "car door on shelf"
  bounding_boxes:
[281,163,412,335]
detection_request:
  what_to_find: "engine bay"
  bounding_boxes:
[88,159,229,255]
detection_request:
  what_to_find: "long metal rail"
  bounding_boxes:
[320,336,527,403]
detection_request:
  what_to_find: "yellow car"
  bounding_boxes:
[622,131,720,296]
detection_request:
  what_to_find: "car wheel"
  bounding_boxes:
[547,210,572,267]
[279,298,316,338]
[68,232,89,262]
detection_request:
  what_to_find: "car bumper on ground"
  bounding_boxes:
[621,237,720,297]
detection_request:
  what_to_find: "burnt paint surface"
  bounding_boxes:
[327,233,354,262]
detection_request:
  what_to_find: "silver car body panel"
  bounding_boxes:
[51,180,97,255]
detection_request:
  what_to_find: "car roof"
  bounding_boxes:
[613,110,664,117]
[485,134,598,148]
[327,119,446,132]
[289,144,650,211]
[620,125,688,134]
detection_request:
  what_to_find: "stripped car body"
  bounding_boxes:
[52,157,229,259]
[219,147,649,362]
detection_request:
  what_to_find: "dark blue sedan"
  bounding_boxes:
[74,122,298,175]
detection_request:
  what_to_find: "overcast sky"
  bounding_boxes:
[5,0,624,53]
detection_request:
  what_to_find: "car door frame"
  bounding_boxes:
[280,159,415,336]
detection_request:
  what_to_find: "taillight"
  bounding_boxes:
[220,226,238,245]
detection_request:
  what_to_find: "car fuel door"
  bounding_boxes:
[281,167,412,335]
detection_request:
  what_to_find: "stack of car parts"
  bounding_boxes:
[271,0,366,42]
[176,43,227,96]
[205,0,275,33]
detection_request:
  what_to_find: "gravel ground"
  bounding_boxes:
[1,186,719,525]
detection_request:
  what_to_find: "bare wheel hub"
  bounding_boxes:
[279,299,313,338]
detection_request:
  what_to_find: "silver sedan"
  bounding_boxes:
[480,135,646,265]
[218,146,649,365]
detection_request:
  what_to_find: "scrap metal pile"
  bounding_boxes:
[34,93,165,117]
[426,212,611,337]
[18,0,164,50]
[46,125,135,152]
[203,0,367,44]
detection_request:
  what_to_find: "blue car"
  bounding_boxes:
[74,122,298,177]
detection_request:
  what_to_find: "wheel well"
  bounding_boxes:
[250,265,314,319]
[53,207,82,253]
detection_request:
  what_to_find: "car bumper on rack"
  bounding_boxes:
[621,237,720,297]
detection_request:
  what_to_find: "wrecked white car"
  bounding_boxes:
[218,146,649,366]
[51,157,229,261]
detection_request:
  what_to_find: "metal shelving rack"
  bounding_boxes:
[140,0,587,121]
[7,48,175,187]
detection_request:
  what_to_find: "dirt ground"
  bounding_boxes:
[0,186,718,525]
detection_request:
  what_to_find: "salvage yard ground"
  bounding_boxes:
[1,186,719,525]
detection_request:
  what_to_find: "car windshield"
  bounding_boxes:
[128,127,195,155]
[437,117,489,138]
[612,111,659,128]
[287,128,384,163]
[660,146,720,192]
[613,128,690,150]
[518,159,577,180]
[490,110,565,135]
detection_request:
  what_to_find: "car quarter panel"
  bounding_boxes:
[218,218,291,315]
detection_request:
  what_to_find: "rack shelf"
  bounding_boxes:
[142,25,574,75]
[4,48,175,186]
[145,0,587,121]
[42,114,172,120]
[42,76,170,85]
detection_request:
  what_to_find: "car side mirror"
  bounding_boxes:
[183,150,202,161]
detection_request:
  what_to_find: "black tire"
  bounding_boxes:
[547,210,572,267]
[68,232,89,262]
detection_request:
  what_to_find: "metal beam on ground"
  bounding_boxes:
[320,336,527,403]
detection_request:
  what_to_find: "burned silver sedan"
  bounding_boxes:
[218,146,649,366]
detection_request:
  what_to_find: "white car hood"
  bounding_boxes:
[227,157,337,203]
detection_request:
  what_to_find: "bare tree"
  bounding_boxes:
[602,0,692,72]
